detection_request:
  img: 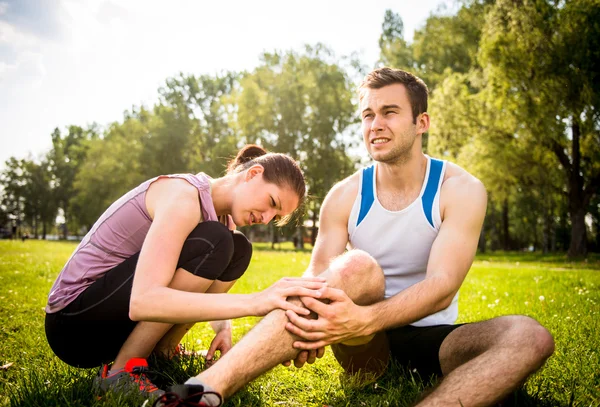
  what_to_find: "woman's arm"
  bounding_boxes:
[129,178,324,324]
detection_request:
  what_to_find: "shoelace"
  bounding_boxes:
[152,390,223,407]
[131,366,161,393]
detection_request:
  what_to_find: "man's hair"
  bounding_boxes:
[359,67,429,123]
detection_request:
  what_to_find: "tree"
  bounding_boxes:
[158,72,241,177]
[479,0,600,257]
[48,125,98,238]
[71,114,147,230]
[0,157,27,238]
[236,45,358,245]
[378,10,414,72]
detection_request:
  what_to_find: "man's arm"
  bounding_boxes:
[288,172,487,348]
[304,176,358,276]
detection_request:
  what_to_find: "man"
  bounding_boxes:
[156,68,555,407]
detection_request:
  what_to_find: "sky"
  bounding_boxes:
[0,0,456,166]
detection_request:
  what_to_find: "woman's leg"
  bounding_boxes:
[45,221,244,369]
[111,222,246,370]
[152,230,253,357]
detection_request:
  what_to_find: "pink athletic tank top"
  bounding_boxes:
[46,173,219,313]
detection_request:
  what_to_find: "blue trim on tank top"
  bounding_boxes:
[422,158,443,227]
[357,165,375,227]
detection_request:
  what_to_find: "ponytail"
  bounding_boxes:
[227,144,267,173]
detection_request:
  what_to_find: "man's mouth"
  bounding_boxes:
[371,137,390,145]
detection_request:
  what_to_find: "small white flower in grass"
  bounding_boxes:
[524,301,529,306]
[495,299,500,304]
[481,295,487,300]
[539,296,545,301]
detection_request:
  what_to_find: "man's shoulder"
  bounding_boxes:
[320,170,363,220]
[441,161,484,191]
[439,161,487,218]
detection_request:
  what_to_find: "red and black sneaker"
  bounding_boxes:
[93,357,165,399]
[152,384,223,407]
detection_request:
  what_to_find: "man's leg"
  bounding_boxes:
[193,249,385,399]
[416,316,554,406]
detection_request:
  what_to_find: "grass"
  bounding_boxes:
[0,240,598,407]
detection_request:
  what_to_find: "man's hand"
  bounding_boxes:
[284,287,370,350]
[205,327,232,366]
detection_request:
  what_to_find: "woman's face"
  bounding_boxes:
[232,165,300,227]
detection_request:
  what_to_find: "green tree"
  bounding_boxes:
[0,157,27,238]
[48,125,98,238]
[158,72,240,177]
[479,0,600,257]
[237,45,358,245]
[71,114,147,230]
[378,10,414,72]
[21,159,56,239]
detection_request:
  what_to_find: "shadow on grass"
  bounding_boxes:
[319,362,566,407]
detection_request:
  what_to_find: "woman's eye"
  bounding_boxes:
[271,198,276,207]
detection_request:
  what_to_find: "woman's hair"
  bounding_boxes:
[227,144,306,225]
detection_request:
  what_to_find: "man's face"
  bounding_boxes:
[360,84,427,164]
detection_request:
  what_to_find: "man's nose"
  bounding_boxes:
[371,114,384,132]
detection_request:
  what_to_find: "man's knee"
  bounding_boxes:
[329,250,385,306]
[510,316,554,361]
[491,315,554,368]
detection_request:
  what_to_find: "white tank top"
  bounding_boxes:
[347,156,458,327]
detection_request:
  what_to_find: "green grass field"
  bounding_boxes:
[0,240,598,407]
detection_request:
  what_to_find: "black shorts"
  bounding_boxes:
[331,323,465,379]
[387,323,465,377]
[45,221,252,368]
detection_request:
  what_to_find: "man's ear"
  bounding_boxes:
[245,164,264,181]
[417,112,430,135]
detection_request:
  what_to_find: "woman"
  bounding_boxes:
[44,145,324,399]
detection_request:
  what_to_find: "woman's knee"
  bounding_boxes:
[179,221,235,280]
[219,231,252,282]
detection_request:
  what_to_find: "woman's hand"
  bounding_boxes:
[205,327,232,367]
[281,347,326,368]
[252,277,327,316]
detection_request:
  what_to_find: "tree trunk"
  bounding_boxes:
[42,222,47,240]
[567,119,588,258]
[568,207,587,258]
[62,204,68,240]
[502,197,510,250]
[295,226,304,250]
[478,222,486,253]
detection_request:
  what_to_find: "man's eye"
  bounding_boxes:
[271,198,276,207]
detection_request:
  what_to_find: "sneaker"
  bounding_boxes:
[94,357,165,399]
[152,384,223,407]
